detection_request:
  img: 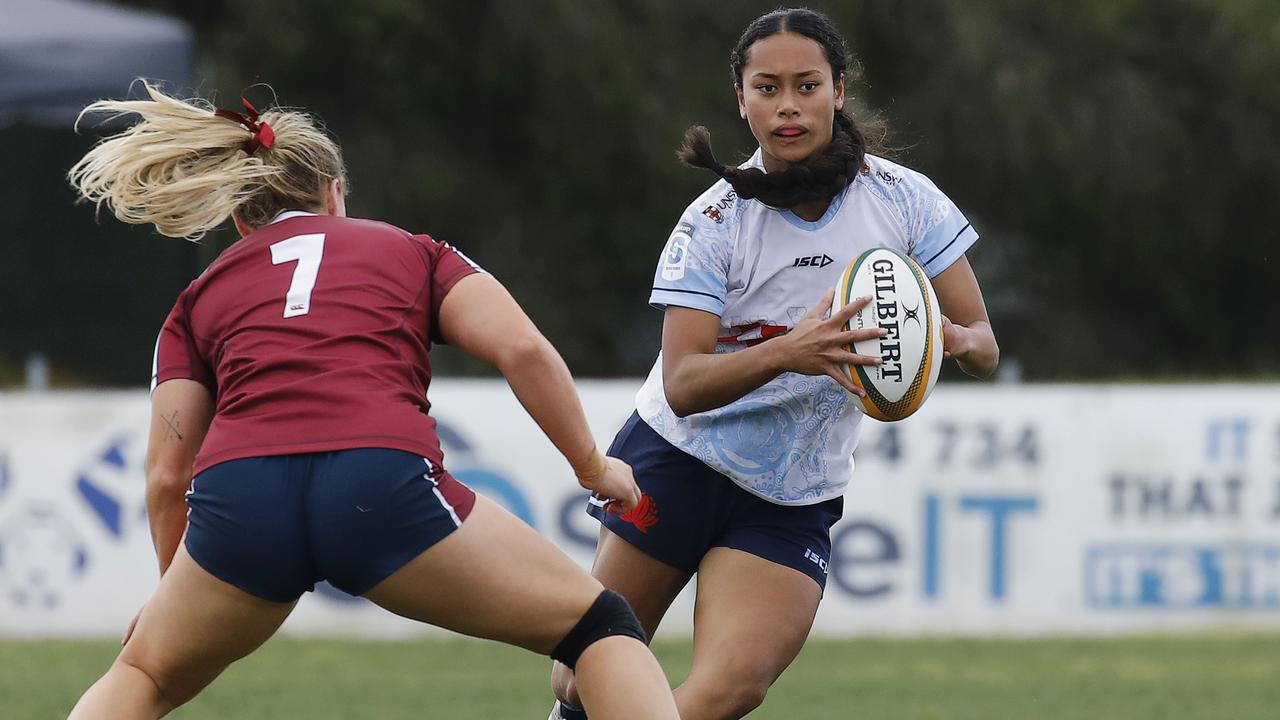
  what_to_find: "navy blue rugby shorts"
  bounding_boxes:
[588,413,843,590]
[185,448,475,602]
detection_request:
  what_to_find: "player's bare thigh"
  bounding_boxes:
[362,494,606,653]
[119,544,294,707]
[590,524,692,636]
[678,546,822,718]
[551,524,692,706]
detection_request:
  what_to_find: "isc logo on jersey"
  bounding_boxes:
[792,254,833,268]
[661,223,694,281]
[833,248,943,422]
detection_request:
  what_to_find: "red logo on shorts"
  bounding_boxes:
[619,494,659,533]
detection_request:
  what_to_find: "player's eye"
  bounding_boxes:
[756,84,777,94]
[800,82,820,92]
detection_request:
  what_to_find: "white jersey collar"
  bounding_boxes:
[270,210,319,225]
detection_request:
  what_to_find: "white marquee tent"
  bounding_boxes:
[0,0,192,127]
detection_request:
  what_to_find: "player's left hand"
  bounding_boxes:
[580,457,642,515]
[941,315,964,360]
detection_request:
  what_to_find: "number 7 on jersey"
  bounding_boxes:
[270,233,326,318]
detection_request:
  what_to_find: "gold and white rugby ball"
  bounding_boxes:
[833,248,943,421]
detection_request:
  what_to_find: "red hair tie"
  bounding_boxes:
[214,98,276,155]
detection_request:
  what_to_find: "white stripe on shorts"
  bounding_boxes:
[433,486,463,527]
[423,457,462,527]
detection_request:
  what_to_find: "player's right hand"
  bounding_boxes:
[775,288,885,396]
[581,457,642,515]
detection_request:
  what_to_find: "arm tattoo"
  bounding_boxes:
[161,410,184,441]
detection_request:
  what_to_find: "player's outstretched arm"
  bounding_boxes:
[437,274,640,513]
[145,379,213,575]
[661,291,885,417]
[931,255,1000,378]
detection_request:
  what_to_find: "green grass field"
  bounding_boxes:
[4,635,1277,719]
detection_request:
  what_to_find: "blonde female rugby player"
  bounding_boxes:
[64,83,678,720]
[550,7,998,720]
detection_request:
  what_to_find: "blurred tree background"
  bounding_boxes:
[2,0,1276,386]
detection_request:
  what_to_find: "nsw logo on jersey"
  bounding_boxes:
[661,223,694,281]
[875,168,901,186]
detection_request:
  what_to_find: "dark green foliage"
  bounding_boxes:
[5,0,1277,384]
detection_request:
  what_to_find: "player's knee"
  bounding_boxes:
[719,679,769,718]
[688,670,771,719]
[550,660,580,706]
[113,655,192,710]
[549,589,647,670]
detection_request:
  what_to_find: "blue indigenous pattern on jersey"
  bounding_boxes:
[642,364,854,503]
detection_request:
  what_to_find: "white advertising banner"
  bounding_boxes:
[1,383,1278,637]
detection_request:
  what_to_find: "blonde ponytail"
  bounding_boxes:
[68,82,347,240]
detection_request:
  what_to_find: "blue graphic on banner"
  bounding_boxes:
[923,495,941,598]
[77,476,123,538]
[435,423,474,454]
[921,493,1039,601]
[959,496,1039,600]
[100,444,127,470]
[1206,419,1250,462]
[435,419,533,527]
[75,437,146,541]
[1085,544,1280,609]
[0,505,89,609]
[453,468,535,528]
[0,433,148,612]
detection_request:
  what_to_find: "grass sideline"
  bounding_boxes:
[5,635,1277,719]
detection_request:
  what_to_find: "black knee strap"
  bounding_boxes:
[550,589,647,670]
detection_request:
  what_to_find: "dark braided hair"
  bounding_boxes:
[678,8,866,208]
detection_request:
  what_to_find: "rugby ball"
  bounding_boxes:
[833,248,942,421]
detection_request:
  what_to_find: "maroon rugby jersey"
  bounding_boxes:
[151,212,481,475]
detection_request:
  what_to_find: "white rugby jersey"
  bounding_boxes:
[635,150,978,505]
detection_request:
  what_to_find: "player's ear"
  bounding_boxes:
[325,178,346,217]
[231,211,252,238]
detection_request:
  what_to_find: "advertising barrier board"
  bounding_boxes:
[2,383,1278,637]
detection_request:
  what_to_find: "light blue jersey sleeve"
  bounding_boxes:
[649,189,735,315]
[865,157,980,278]
[903,169,979,277]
